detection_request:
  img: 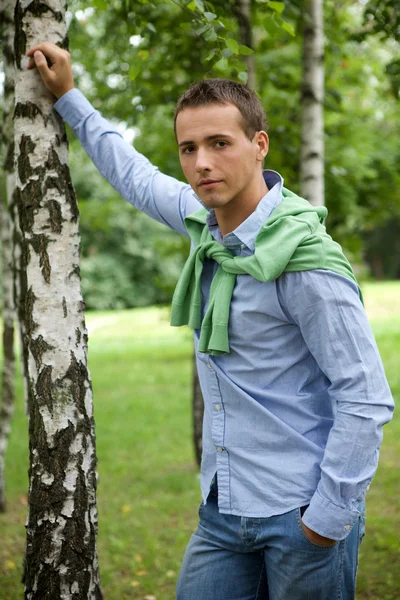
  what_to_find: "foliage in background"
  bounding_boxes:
[21,0,398,309]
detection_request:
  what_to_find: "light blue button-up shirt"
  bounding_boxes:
[55,89,394,540]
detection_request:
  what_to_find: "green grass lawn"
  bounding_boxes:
[0,283,399,600]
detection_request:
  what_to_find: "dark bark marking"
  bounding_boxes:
[63,164,80,222]
[18,135,36,185]
[24,1,63,22]
[14,2,27,69]
[35,365,54,410]
[31,335,53,371]
[75,328,81,346]
[14,101,44,122]
[25,287,38,337]
[64,353,91,417]
[29,234,51,284]
[18,178,42,232]
[45,147,79,222]
[62,297,68,318]
[43,175,63,195]
[68,265,81,280]
[46,199,64,234]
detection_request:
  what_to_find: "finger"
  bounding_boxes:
[26,42,61,60]
[33,50,54,80]
[26,56,37,70]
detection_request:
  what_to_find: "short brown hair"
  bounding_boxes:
[174,78,268,141]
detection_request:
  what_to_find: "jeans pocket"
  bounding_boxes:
[296,508,338,550]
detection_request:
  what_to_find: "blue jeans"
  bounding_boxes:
[177,479,362,600]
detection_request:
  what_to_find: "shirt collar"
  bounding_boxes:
[193,170,284,252]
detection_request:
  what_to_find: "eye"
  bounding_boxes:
[214,141,228,148]
[182,145,196,154]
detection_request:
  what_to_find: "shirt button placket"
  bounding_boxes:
[207,365,229,509]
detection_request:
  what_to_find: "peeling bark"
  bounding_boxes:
[0,0,17,513]
[14,1,102,598]
[300,0,325,206]
[233,0,256,89]
[192,357,204,468]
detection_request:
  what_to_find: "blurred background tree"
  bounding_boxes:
[4,0,395,309]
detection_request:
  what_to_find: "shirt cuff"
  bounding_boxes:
[301,490,362,541]
[54,88,94,129]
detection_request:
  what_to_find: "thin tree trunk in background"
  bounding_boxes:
[234,0,256,89]
[0,188,16,513]
[192,357,204,467]
[300,0,325,206]
[14,1,102,597]
[0,0,17,513]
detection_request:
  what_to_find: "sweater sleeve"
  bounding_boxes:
[54,89,201,236]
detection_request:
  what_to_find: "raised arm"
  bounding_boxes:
[26,43,201,236]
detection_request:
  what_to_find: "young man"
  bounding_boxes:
[27,43,394,600]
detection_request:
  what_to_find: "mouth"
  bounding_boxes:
[198,179,223,190]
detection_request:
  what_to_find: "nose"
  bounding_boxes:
[195,147,211,173]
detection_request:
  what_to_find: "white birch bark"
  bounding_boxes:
[300,0,325,206]
[14,1,102,598]
[0,0,17,513]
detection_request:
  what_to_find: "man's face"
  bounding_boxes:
[175,103,268,211]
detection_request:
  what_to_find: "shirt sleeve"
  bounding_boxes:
[54,88,201,236]
[278,269,394,540]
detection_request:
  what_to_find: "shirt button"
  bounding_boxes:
[344,524,351,531]
[217,446,224,452]
[215,404,221,411]
[207,362,213,370]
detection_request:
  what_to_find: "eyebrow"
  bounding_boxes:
[178,134,234,147]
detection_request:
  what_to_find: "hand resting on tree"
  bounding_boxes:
[26,42,75,99]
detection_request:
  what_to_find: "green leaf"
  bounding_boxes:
[222,48,233,58]
[180,22,192,32]
[93,0,107,9]
[129,64,141,81]
[146,23,156,33]
[204,11,217,21]
[239,45,254,56]
[195,0,205,12]
[282,21,295,36]
[238,71,249,84]
[186,0,197,11]
[267,1,285,14]
[225,38,239,54]
[205,49,218,61]
[204,28,217,41]
[196,24,211,35]
[138,50,149,60]
[214,57,229,72]
[264,15,280,35]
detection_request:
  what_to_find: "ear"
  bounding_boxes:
[254,131,269,162]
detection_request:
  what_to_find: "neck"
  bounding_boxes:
[215,174,268,237]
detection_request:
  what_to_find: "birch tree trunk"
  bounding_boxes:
[233,0,256,89]
[0,185,16,512]
[300,0,325,206]
[14,2,102,598]
[0,0,17,513]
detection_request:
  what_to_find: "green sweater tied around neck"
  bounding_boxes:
[170,187,360,355]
